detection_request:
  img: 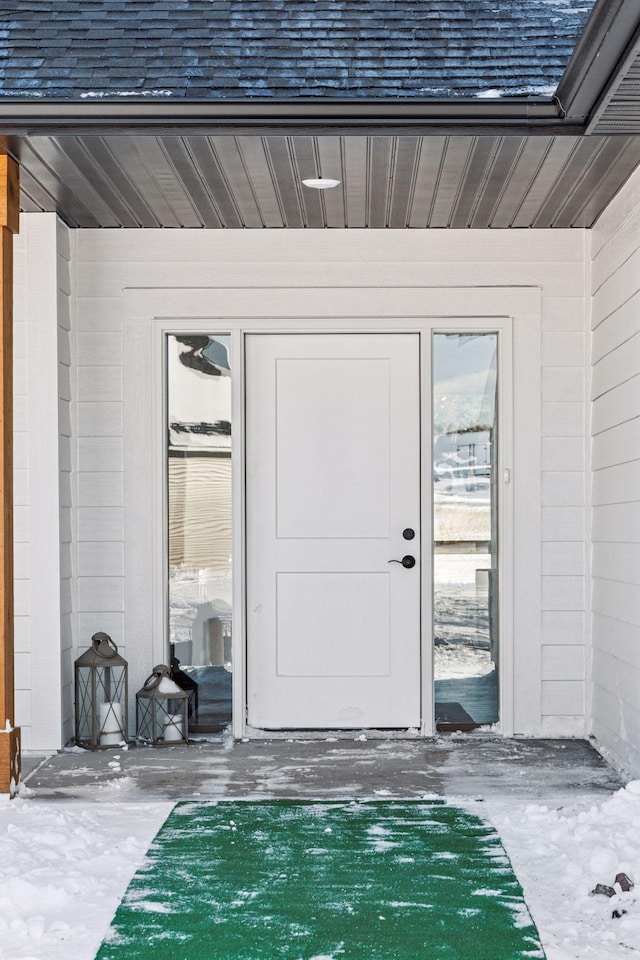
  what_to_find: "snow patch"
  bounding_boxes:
[0,797,171,960]
[79,89,174,99]
[130,900,176,914]
[484,783,640,959]
[476,84,557,99]
[157,676,183,695]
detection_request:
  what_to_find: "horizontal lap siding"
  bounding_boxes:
[13,215,69,751]
[75,291,124,661]
[58,220,74,747]
[540,289,587,733]
[13,225,30,750]
[591,164,640,776]
[75,230,587,736]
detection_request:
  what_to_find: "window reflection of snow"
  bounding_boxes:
[433,333,498,725]
[167,334,233,732]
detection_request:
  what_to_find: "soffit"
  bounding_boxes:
[8,133,640,229]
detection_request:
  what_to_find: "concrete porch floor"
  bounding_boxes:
[21,736,623,804]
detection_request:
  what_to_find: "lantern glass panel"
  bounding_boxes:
[136,666,189,746]
[74,633,128,750]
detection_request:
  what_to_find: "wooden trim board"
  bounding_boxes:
[0,726,20,796]
[0,152,19,795]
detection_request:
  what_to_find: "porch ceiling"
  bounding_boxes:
[8,132,640,229]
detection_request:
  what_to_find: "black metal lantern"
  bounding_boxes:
[74,632,129,750]
[136,664,189,746]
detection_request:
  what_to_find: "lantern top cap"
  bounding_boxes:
[136,664,189,700]
[92,631,119,657]
[74,631,128,668]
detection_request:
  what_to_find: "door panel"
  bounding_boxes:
[275,357,391,539]
[276,572,389,677]
[246,333,421,729]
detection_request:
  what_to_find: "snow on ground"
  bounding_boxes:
[484,782,640,960]
[434,552,494,681]
[0,788,171,960]
[1,779,640,959]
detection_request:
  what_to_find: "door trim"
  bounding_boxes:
[124,284,539,739]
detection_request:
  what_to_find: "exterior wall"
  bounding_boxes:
[590,165,640,777]
[13,214,74,751]
[73,230,588,739]
[58,222,75,747]
[13,219,29,746]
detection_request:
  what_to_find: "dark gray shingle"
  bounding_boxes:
[0,1,594,99]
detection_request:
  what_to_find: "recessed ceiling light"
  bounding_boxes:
[302,178,341,190]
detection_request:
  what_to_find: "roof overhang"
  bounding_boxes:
[556,0,640,123]
[3,0,640,228]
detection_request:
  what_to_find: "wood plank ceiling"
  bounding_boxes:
[11,132,640,229]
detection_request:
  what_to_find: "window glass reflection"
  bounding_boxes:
[167,334,232,733]
[433,333,499,729]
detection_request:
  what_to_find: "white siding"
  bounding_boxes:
[590,164,640,776]
[73,229,588,737]
[13,218,30,749]
[58,221,75,747]
[12,215,73,751]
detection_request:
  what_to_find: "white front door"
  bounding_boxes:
[246,333,421,729]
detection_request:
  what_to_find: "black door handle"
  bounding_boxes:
[388,555,416,569]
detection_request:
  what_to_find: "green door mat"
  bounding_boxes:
[96,800,545,960]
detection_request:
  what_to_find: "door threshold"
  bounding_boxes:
[436,723,484,733]
[189,724,230,735]
[243,726,426,741]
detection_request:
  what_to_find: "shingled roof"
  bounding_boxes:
[0,0,594,100]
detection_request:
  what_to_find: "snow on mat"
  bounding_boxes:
[95,800,545,960]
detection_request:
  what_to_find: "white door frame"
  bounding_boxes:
[124,285,540,739]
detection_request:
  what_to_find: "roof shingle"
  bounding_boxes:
[0,0,594,99]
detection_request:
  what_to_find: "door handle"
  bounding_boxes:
[388,555,416,569]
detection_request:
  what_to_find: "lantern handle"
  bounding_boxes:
[91,631,120,659]
[142,664,171,690]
